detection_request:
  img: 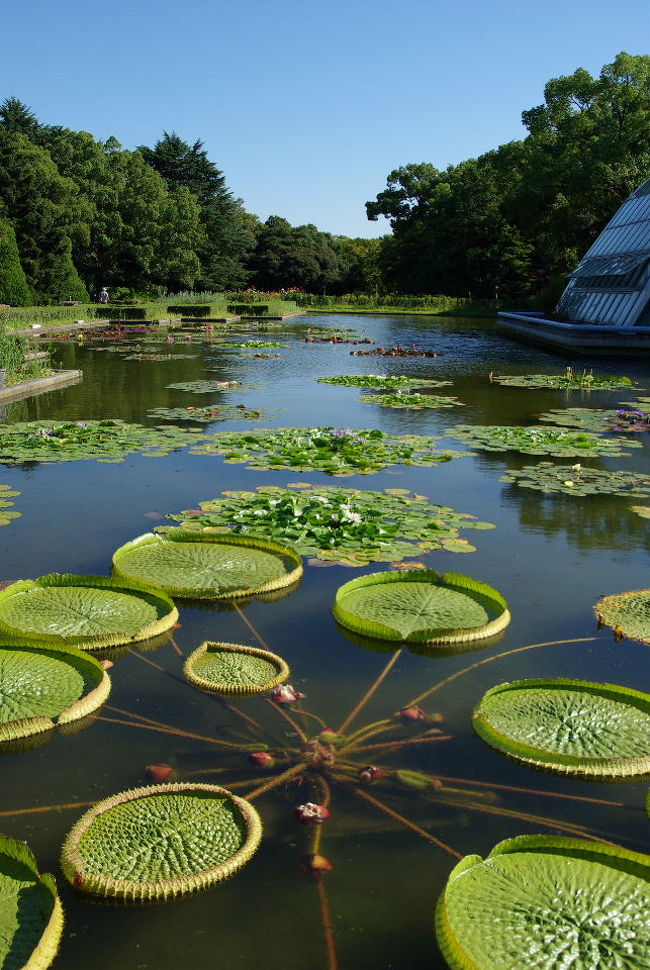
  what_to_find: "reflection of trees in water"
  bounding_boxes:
[506,486,650,553]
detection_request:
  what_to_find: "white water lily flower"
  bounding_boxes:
[571,463,582,471]
[563,480,575,487]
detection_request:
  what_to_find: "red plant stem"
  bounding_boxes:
[439,797,609,842]
[128,650,167,673]
[170,636,184,658]
[352,787,462,859]
[352,734,455,755]
[432,775,629,809]
[343,718,393,745]
[223,701,267,735]
[96,716,242,748]
[0,800,98,818]
[105,704,192,733]
[408,637,597,707]
[315,875,339,970]
[247,762,307,801]
[337,650,403,735]
[292,707,329,731]
[233,602,273,651]
[265,699,308,742]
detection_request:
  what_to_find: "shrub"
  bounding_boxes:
[167,305,211,317]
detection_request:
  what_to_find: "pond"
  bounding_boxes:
[1,312,649,970]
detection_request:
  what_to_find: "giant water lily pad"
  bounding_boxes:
[359,391,463,409]
[472,678,650,778]
[435,835,650,970]
[448,424,639,457]
[333,570,510,644]
[184,641,289,695]
[596,589,650,645]
[317,375,450,390]
[501,462,650,497]
[0,420,207,464]
[112,531,303,599]
[60,783,262,900]
[187,427,463,476]
[166,485,495,565]
[540,406,650,433]
[0,575,178,650]
[489,370,635,389]
[0,641,110,742]
[0,834,63,968]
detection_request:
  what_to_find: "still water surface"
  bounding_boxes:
[0,313,648,970]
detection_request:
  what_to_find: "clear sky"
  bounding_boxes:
[2,0,649,238]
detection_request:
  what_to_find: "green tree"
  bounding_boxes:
[0,216,32,305]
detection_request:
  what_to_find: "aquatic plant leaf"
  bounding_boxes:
[0,484,20,525]
[187,427,464,476]
[449,424,639,456]
[0,641,110,742]
[166,380,246,394]
[473,678,650,778]
[630,505,650,518]
[317,375,450,390]
[146,404,266,424]
[359,392,464,409]
[0,834,63,969]
[0,420,207,465]
[217,340,286,349]
[596,589,650,645]
[435,835,650,970]
[184,641,289,696]
[165,485,495,565]
[60,783,262,900]
[333,570,510,644]
[540,406,650,433]
[0,574,178,649]
[489,371,635,389]
[112,531,303,599]
[501,462,650,497]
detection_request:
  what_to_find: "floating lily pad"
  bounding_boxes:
[631,505,650,518]
[165,485,495,565]
[0,420,207,464]
[166,380,245,394]
[472,678,650,778]
[60,783,262,900]
[539,406,650,433]
[124,353,197,361]
[0,640,111,742]
[187,427,464,476]
[112,531,303,599]
[184,641,289,695]
[489,370,635,389]
[0,574,179,649]
[449,425,639,457]
[0,483,20,525]
[317,375,450,390]
[218,340,286,349]
[435,835,650,970]
[359,392,463,409]
[595,589,650,645]
[146,404,265,424]
[333,570,510,644]
[0,834,63,968]
[501,462,650,497]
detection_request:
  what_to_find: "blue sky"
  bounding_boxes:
[2,0,648,237]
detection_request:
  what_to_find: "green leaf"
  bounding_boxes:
[184,641,290,696]
[112,531,303,599]
[596,589,650,644]
[61,783,262,901]
[473,678,650,778]
[0,834,63,969]
[436,835,650,970]
[333,570,510,644]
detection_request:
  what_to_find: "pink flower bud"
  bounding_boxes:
[269,684,306,704]
[301,853,333,873]
[358,765,384,783]
[249,751,274,769]
[145,763,173,782]
[398,705,427,723]
[295,802,331,825]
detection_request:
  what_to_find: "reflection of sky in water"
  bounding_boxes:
[0,314,648,970]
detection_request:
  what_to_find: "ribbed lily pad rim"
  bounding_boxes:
[472,677,650,779]
[0,574,179,650]
[112,530,304,600]
[332,570,510,644]
[0,834,64,970]
[0,637,111,743]
[435,834,650,970]
[60,783,262,901]
[184,641,290,696]
[595,588,650,645]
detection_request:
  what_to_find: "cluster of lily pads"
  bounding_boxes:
[360,391,463,410]
[146,404,266,424]
[539,405,650,433]
[166,379,245,393]
[316,374,450,390]
[0,420,208,464]
[0,483,20,525]
[186,426,463,475]
[217,340,286,349]
[489,368,636,390]
[165,484,496,565]
[449,424,640,457]
[500,462,650,497]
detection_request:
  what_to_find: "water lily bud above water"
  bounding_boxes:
[398,705,427,723]
[249,751,275,768]
[268,684,306,704]
[295,802,331,825]
[358,765,384,783]
[301,853,333,873]
[145,763,174,782]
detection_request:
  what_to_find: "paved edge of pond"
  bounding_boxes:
[0,370,83,404]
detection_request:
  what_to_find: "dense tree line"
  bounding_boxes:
[366,52,650,300]
[0,101,379,303]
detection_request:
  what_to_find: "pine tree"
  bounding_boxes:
[0,217,32,305]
